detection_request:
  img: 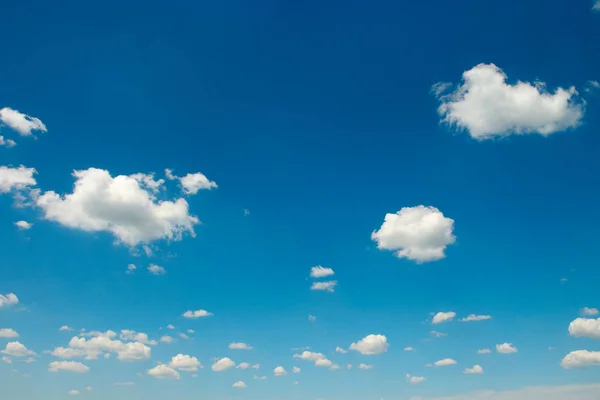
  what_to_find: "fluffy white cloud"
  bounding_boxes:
[460,314,492,322]
[237,362,251,369]
[371,206,455,263]
[60,326,73,332]
[120,330,157,346]
[126,264,136,274]
[315,358,333,367]
[358,363,373,369]
[404,347,415,352]
[183,309,213,319]
[411,383,600,400]
[48,361,89,373]
[294,351,326,361]
[477,349,491,354]
[581,307,599,317]
[308,314,317,322]
[434,63,583,139]
[51,347,98,360]
[569,318,600,339]
[170,354,201,371]
[311,281,337,292]
[434,358,457,367]
[35,168,200,246]
[349,334,389,355]
[335,347,348,354]
[232,381,247,388]
[0,329,19,338]
[292,366,301,374]
[310,266,334,278]
[1,356,11,364]
[160,335,174,344]
[496,343,518,354]
[165,169,217,195]
[463,365,483,374]
[433,312,456,324]
[212,357,235,371]
[0,136,16,147]
[0,107,47,136]
[14,220,32,230]
[1,342,34,357]
[561,350,600,369]
[147,264,166,275]
[229,342,253,350]
[0,166,36,193]
[274,366,287,376]
[148,364,180,379]
[68,390,80,396]
[167,324,175,330]
[67,335,151,361]
[407,374,426,384]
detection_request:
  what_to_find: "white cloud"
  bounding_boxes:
[460,314,492,322]
[1,342,34,357]
[561,350,600,368]
[187,329,195,334]
[407,374,426,384]
[274,366,287,376]
[2,356,12,364]
[414,384,600,400]
[14,220,32,230]
[237,362,251,369]
[350,334,389,355]
[232,381,247,388]
[311,281,337,292]
[292,366,301,374]
[335,347,348,354]
[160,335,174,344]
[165,169,217,195]
[430,330,447,338]
[252,364,260,369]
[229,342,253,350]
[294,351,326,362]
[253,375,267,380]
[434,358,457,367]
[315,358,333,367]
[35,168,200,246]
[183,309,213,319]
[463,365,483,374]
[68,390,80,396]
[477,349,491,354]
[371,206,455,263]
[170,354,201,371]
[179,333,189,340]
[496,343,518,354]
[0,136,17,148]
[49,361,89,373]
[67,335,151,361]
[148,364,180,379]
[51,347,99,360]
[310,266,335,278]
[60,326,73,332]
[581,307,599,317]
[126,264,136,274]
[166,324,175,329]
[212,357,235,371]
[0,329,19,338]
[434,63,583,139]
[0,107,47,136]
[358,363,373,369]
[147,264,166,275]
[433,312,456,324]
[120,330,157,346]
[593,0,600,11]
[22,357,36,363]
[569,318,600,339]
[308,314,317,322]
[0,166,36,193]
[404,347,415,352]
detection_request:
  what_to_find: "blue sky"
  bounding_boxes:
[1,0,600,399]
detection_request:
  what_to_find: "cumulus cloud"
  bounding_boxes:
[68,390,80,396]
[160,335,175,344]
[569,318,600,339]
[14,220,32,230]
[349,334,389,355]
[561,350,600,369]
[434,358,457,367]
[212,357,235,371]
[463,365,483,374]
[581,307,599,317]
[432,312,456,324]
[119,330,157,346]
[358,363,373,369]
[1,342,35,357]
[274,366,287,376]
[0,329,19,338]
[310,266,334,278]
[308,314,317,322]
[35,168,200,246]
[170,354,201,371]
[147,264,166,275]
[60,326,73,332]
[165,169,217,195]
[0,107,47,136]
[407,374,426,384]
[412,383,600,400]
[460,314,492,322]
[237,362,251,369]
[0,136,17,147]
[496,343,518,354]
[292,366,301,374]
[148,364,180,379]
[335,347,348,354]
[49,361,89,373]
[477,349,491,354]
[311,281,337,292]
[0,166,36,193]
[183,309,213,319]
[232,381,247,388]
[371,206,455,263]
[65,334,151,361]
[434,63,584,139]
[126,264,136,274]
[229,342,253,350]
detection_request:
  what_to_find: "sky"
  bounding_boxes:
[1,0,600,399]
